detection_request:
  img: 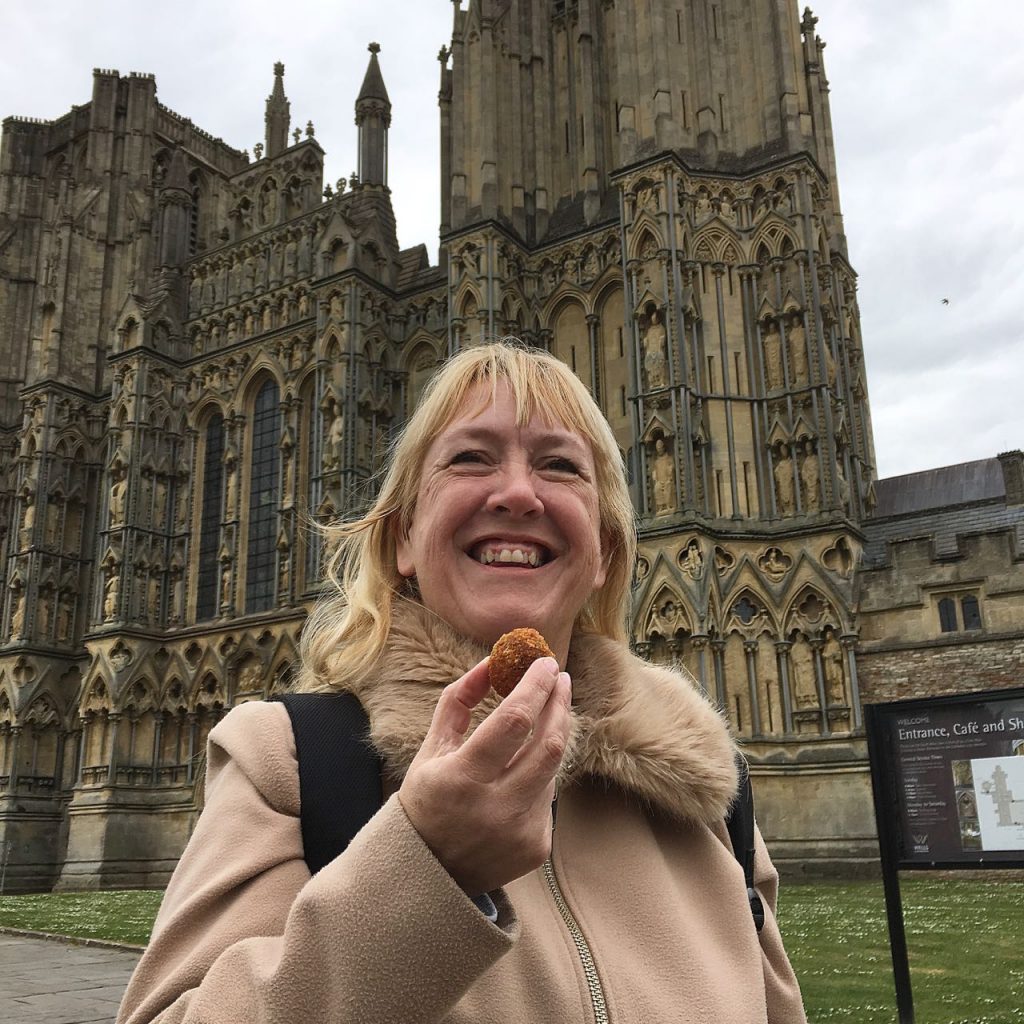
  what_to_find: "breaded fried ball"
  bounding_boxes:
[489,628,556,698]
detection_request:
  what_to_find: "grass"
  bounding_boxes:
[779,877,1024,1024]
[0,877,1022,1022]
[0,889,163,946]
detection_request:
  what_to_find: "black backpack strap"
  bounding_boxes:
[725,751,765,932]
[271,692,384,876]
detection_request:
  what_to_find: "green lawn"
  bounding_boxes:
[0,877,1022,1022]
[779,877,1024,1024]
[0,888,162,946]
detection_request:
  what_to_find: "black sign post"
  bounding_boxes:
[865,687,1024,1024]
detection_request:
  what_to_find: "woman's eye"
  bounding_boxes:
[545,457,581,475]
[450,450,486,465]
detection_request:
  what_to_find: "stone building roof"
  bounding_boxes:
[863,458,1024,564]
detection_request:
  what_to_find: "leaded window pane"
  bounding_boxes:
[246,381,281,612]
[961,595,982,631]
[195,415,224,620]
[937,597,958,633]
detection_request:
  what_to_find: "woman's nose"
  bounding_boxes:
[485,461,544,517]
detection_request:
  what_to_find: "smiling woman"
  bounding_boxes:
[116,340,807,1024]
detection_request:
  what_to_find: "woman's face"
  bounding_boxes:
[396,381,607,665]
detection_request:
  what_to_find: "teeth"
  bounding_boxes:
[475,545,545,567]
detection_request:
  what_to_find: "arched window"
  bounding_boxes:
[195,414,224,620]
[937,597,957,633]
[961,595,982,631]
[246,380,281,612]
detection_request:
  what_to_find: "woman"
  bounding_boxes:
[118,342,806,1024]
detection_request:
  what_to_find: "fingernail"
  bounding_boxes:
[538,657,559,678]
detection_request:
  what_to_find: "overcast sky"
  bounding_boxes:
[2,1,1021,479]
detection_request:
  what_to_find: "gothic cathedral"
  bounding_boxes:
[0,2,882,889]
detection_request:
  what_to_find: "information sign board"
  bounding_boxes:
[867,687,1024,867]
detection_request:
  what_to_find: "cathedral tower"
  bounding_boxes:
[441,0,877,870]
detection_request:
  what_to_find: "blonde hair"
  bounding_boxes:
[296,340,637,692]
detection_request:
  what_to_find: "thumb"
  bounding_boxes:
[417,658,492,759]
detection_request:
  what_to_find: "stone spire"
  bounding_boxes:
[264,61,291,158]
[355,43,391,187]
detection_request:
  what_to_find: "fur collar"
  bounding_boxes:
[347,600,739,827]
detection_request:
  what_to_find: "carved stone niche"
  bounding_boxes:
[677,539,704,580]
[713,545,735,575]
[822,536,854,578]
[757,546,792,582]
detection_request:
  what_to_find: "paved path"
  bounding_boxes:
[0,934,142,1024]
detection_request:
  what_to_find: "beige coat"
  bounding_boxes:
[118,603,806,1024]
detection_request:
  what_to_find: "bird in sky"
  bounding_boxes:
[941,298,950,305]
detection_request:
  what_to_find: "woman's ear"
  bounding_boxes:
[594,529,614,589]
[395,524,416,578]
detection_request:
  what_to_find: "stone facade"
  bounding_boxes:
[857,454,1024,705]
[0,1,1014,891]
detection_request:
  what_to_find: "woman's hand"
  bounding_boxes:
[398,656,571,898]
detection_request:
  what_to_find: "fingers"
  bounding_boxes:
[506,672,571,782]
[462,657,562,781]
[416,658,492,759]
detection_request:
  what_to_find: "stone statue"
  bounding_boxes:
[643,309,668,390]
[224,464,237,515]
[835,457,850,510]
[773,452,796,515]
[298,231,312,276]
[258,186,277,226]
[284,237,298,278]
[763,322,784,391]
[220,566,232,610]
[201,273,217,310]
[653,598,683,638]
[171,574,185,624]
[153,477,168,530]
[148,576,161,622]
[37,592,51,636]
[188,272,202,314]
[20,495,36,547]
[10,590,26,638]
[760,547,790,580]
[650,437,677,516]
[242,254,256,294]
[790,640,819,709]
[109,476,127,525]
[823,632,846,705]
[57,592,72,641]
[801,442,820,511]
[823,342,837,388]
[45,501,61,547]
[679,540,703,580]
[325,401,345,471]
[239,660,263,694]
[103,573,120,621]
[788,315,808,382]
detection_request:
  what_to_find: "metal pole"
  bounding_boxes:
[865,704,915,1024]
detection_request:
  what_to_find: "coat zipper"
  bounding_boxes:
[542,857,610,1024]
